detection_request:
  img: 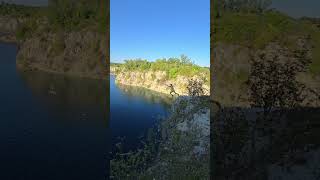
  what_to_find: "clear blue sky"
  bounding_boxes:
[110,0,210,67]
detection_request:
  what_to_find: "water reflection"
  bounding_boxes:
[110,75,171,152]
[0,42,110,180]
[17,69,109,127]
[116,83,172,108]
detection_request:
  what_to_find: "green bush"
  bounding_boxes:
[117,55,210,81]
[15,19,38,40]
[214,10,320,76]
[0,2,42,18]
[47,0,107,32]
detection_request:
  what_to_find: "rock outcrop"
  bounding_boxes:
[144,96,210,179]
[113,70,209,96]
[0,14,108,79]
[16,30,108,79]
[0,16,18,42]
[213,42,251,106]
[212,40,320,107]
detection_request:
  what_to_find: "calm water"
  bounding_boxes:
[0,43,110,180]
[110,75,171,151]
[0,43,171,179]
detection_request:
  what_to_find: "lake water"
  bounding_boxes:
[110,75,171,152]
[0,43,171,179]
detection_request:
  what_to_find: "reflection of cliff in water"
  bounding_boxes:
[17,69,109,127]
[116,83,173,108]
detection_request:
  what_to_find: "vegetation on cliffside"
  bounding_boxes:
[0,2,44,18]
[112,55,209,81]
[111,56,210,95]
[47,0,107,33]
[2,0,107,41]
[111,96,210,179]
[213,8,320,75]
[211,1,320,106]
[212,1,320,179]
[0,1,108,78]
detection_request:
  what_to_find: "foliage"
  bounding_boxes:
[1,0,107,40]
[111,97,210,179]
[248,45,312,109]
[213,9,320,75]
[186,78,207,96]
[116,55,210,82]
[214,0,272,16]
[47,0,107,32]
[110,127,160,179]
[0,2,44,18]
[212,40,320,179]
[214,11,297,47]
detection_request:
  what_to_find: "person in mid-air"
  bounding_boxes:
[167,84,179,97]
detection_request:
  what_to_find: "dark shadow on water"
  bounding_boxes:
[0,42,110,180]
[17,69,109,128]
[211,106,320,180]
[109,75,172,153]
[116,83,173,108]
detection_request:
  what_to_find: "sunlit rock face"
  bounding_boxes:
[114,70,209,96]
[16,31,108,79]
[141,96,210,179]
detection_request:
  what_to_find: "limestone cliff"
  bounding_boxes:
[16,31,108,79]
[113,69,210,96]
[146,96,210,179]
[212,41,320,107]
[0,14,108,79]
[110,96,210,179]
[0,16,19,42]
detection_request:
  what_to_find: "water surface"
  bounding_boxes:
[0,43,171,179]
[110,75,171,151]
[0,43,110,180]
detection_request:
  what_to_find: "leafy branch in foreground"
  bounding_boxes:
[111,84,210,179]
[212,41,319,179]
[110,127,160,179]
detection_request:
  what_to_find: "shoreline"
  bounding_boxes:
[112,70,210,96]
[17,65,109,80]
[111,74,175,98]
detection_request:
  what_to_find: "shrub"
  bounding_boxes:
[118,55,209,81]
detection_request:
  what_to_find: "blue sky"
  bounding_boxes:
[110,0,210,67]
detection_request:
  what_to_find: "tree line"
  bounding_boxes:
[214,0,272,17]
[48,0,107,32]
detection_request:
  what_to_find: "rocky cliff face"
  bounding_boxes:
[114,70,209,96]
[213,40,320,107]
[16,31,108,79]
[0,15,108,79]
[0,16,18,42]
[143,96,210,179]
[213,42,251,106]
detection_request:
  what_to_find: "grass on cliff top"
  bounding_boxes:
[214,10,320,75]
[0,2,45,18]
[1,0,107,41]
[113,55,210,80]
[47,0,108,33]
